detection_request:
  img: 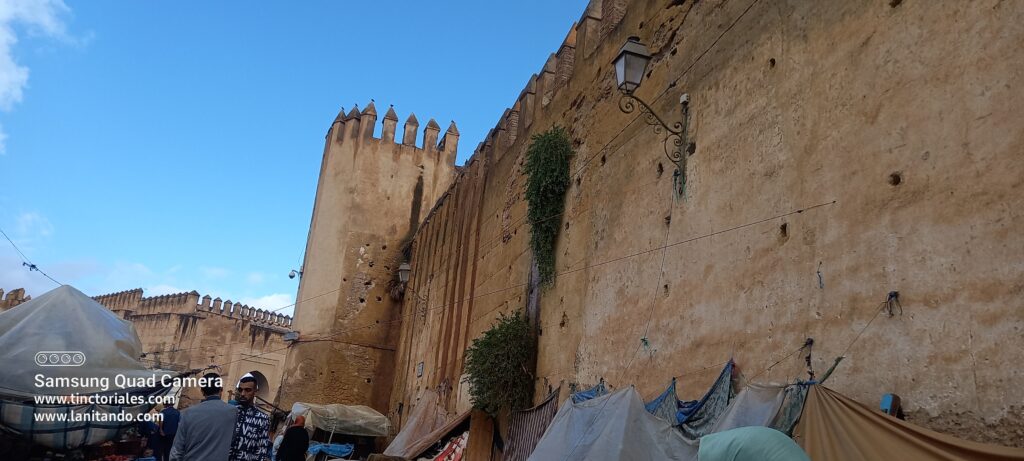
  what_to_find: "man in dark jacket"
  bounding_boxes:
[159,403,181,461]
[275,415,310,461]
[229,375,271,461]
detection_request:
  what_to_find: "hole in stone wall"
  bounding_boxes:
[365,378,372,383]
[889,172,903,186]
[664,283,670,295]
[600,154,606,165]
[342,278,347,282]
[382,245,387,250]
[889,0,902,7]
[364,280,373,286]
[376,296,382,302]
[639,21,644,29]
[657,162,664,177]
[768,58,776,68]
[359,297,366,304]
[368,261,375,267]
[576,176,582,187]
[670,47,677,56]
[687,142,697,155]
[779,222,789,239]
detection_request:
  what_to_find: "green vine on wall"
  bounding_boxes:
[524,126,573,287]
[463,313,534,415]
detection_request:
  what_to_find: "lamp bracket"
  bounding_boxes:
[618,92,694,198]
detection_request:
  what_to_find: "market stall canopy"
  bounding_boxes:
[291,401,391,437]
[383,389,449,457]
[0,285,164,397]
[795,385,1024,460]
[0,285,173,450]
[529,387,697,461]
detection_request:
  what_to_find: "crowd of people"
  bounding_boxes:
[138,373,308,461]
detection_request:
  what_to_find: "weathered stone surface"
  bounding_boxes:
[381,0,1024,447]
[278,102,458,414]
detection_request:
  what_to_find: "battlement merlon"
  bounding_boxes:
[195,292,292,326]
[325,101,459,162]
[95,288,292,326]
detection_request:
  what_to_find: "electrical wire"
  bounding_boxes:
[0,226,62,286]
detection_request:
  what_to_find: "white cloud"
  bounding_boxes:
[200,266,230,279]
[101,261,154,289]
[0,0,72,154]
[0,0,70,110]
[245,272,265,285]
[238,293,294,316]
[15,211,52,236]
[146,283,187,296]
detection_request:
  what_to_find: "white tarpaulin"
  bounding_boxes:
[0,284,161,395]
[291,401,391,437]
[383,389,449,457]
[709,383,787,433]
[0,285,173,449]
[529,387,697,461]
[0,285,164,397]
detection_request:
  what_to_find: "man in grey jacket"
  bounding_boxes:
[170,373,238,461]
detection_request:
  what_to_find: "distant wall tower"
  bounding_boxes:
[279,101,458,412]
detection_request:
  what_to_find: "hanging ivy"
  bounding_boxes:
[463,313,534,416]
[524,126,573,287]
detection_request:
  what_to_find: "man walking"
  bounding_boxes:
[169,373,237,461]
[158,403,181,461]
[229,375,271,461]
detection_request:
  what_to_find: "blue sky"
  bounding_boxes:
[0,0,587,316]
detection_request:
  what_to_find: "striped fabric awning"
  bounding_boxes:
[503,388,560,461]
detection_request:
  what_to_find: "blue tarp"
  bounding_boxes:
[307,442,354,458]
[680,361,734,439]
[645,378,682,424]
[571,381,607,403]
[643,361,735,429]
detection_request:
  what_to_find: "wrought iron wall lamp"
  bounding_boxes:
[614,37,695,198]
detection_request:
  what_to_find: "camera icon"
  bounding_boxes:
[35,351,86,367]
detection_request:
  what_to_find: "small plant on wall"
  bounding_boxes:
[524,126,573,287]
[463,312,534,415]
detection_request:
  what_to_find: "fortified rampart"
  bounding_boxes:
[93,288,293,406]
[387,0,1024,446]
[0,288,30,311]
[278,102,459,413]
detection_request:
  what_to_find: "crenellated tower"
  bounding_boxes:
[279,101,458,412]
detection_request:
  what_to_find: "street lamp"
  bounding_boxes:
[613,37,695,198]
[398,262,411,284]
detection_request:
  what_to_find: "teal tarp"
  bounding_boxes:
[697,426,810,461]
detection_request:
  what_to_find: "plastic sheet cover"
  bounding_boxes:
[0,286,173,449]
[291,401,391,437]
[795,385,1024,460]
[708,383,787,433]
[0,285,166,397]
[698,426,810,461]
[383,389,448,457]
[529,387,697,461]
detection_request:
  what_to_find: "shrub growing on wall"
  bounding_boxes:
[524,126,573,286]
[463,313,534,415]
